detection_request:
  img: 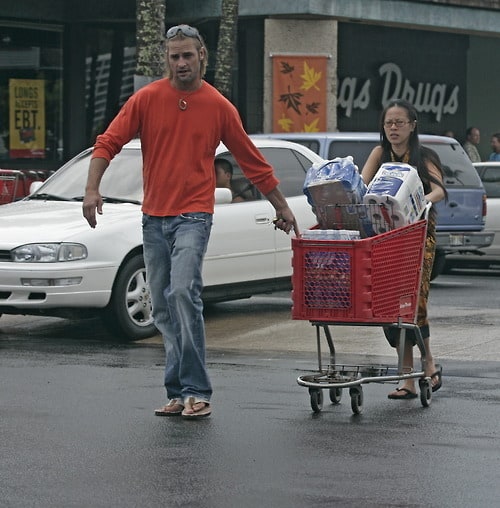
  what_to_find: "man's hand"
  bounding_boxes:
[265,187,300,237]
[82,157,109,228]
[273,206,299,236]
[82,190,103,229]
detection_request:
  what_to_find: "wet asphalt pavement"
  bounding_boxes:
[1,335,500,507]
[1,272,500,507]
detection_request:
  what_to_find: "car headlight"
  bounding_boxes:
[11,243,88,262]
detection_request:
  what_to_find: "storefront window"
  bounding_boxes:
[85,27,136,145]
[0,25,63,166]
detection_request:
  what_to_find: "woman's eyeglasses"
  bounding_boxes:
[166,25,201,41]
[384,119,411,128]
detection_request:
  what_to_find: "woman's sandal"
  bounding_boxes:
[182,397,211,419]
[430,364,443,393]
[388,387,418,400]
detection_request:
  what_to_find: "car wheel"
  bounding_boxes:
[101,254,157,340]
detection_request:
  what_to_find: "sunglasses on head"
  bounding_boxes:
[166,25,201,41]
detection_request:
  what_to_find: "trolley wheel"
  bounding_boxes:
[349,386,363,414]
[419,378,432,407]
[329,387,343,405]
[309,388,323,413]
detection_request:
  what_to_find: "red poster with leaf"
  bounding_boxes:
[272,55,327,133]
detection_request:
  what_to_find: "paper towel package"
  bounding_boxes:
[363,163,425,233]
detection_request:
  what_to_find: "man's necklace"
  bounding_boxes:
[178,87,199,111]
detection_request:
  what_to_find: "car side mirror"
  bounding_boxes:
[214,187,232,204]
[29,181,44,194]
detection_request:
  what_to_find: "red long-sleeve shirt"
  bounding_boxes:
[92,78,279,216]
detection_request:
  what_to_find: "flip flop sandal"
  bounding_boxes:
[431,364,443,393]
[154,399,184,416]
[182,397,211,419]
[388,387,418,400]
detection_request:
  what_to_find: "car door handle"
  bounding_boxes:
[448,201,458,208]
[255,214,272,225]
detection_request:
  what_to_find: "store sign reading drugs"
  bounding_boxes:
[338,62,459,122]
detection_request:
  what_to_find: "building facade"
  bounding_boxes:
[0,0,499,171]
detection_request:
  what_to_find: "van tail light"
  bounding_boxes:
[482,193,487,221]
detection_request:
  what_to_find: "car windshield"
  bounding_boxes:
[31,148,144,203]
[477,165,500,198]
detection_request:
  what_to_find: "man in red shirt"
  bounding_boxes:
[83,24,297,419]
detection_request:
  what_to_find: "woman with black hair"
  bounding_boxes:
[362,99,447,399]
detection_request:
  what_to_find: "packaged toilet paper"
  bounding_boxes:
[363,163,425,233]
[302,229,361,240]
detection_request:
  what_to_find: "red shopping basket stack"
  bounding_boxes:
[0,169,45,204]
[291,218,427,324]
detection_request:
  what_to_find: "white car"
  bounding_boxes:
[473,162,500,260]
[0,138,323,340]
[445,161,500,270]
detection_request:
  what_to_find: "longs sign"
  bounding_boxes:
[9,79,46,159]
[272,55,328,133]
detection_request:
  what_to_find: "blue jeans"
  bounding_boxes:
[142,212,213,403]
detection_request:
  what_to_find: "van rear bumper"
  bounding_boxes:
[436,230,494,252]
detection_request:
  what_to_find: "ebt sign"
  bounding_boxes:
[338,62,459,122]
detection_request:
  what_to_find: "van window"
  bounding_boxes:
[327,141,378,167]
[426,143,483,188]
[326,139,482,189]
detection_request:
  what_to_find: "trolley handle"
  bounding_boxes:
[421,201,433,221]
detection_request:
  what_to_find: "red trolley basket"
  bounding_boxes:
[291,203,435,415]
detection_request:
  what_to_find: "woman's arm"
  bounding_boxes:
[425,160,446,204]
[361,146,383,184]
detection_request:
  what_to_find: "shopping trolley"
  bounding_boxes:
[291,202,433,414]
